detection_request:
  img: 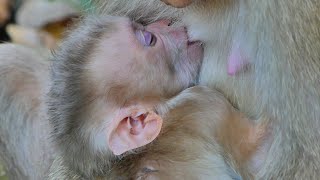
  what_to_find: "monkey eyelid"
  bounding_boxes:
[141,167,159,173]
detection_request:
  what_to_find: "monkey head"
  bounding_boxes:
[48,15,203,177]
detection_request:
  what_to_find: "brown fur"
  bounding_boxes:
[49,86,263,180]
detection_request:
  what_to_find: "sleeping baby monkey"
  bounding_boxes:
[47,15,267,179]
[49,86,267,180]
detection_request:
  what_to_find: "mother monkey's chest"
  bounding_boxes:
[184,1,262,116]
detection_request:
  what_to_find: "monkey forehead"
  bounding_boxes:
[84,42,140,86]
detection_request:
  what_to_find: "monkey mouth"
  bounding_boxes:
[187,41,201,46]
[187,41,203,49]
[186,27,203,47]
[186,40,204,63]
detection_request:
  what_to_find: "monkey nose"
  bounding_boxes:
[145,21,187,43]
[168,27,188,43]
[146,19,172,29]
[156,20,172,26]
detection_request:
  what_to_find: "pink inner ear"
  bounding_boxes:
[127,114,146,135]
[126,114,161,138]
[227,47,249,76]
[109,111,163,155]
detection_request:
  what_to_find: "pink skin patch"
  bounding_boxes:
[227,47,249,76]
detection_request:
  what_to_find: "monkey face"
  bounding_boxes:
[86,17,203,104]
[81,16,203,157]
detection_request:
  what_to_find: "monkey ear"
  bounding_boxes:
[108,110,163,156]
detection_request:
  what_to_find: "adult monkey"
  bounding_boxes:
[93,0,320,179]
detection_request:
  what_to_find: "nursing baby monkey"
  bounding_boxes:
[93,0,320,179]
[47,15,203,178]
[0,15,266,179]
[47,15,265,180]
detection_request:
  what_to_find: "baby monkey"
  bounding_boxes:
[49,86,266,179]
[47,15,203,178]
[48,15,267,179]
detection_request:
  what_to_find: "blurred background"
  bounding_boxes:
[0,0,94,50]
[0,0,93,179]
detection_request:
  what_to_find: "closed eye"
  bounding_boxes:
[135,30,157,47]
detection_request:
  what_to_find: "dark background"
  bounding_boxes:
[0,7,15,43]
